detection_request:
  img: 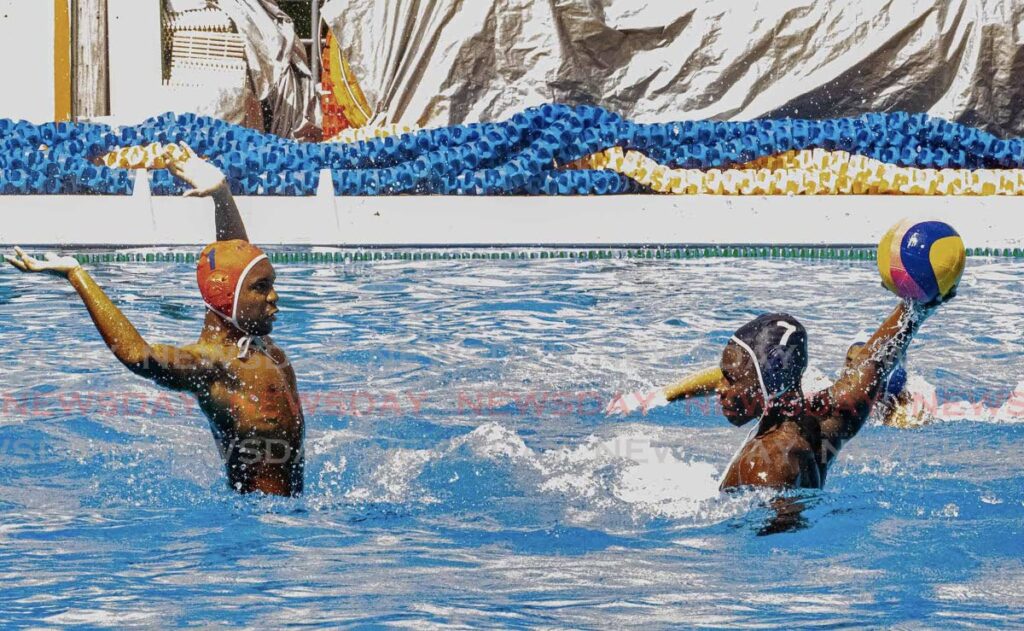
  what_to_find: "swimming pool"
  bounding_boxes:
[0,252,1022,627]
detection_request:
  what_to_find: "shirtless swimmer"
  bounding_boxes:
[5,151,304,496]
[607,297,951,490]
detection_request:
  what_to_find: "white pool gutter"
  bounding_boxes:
[0,175,1021,249]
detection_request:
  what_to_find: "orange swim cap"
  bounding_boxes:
[196,240,267,326]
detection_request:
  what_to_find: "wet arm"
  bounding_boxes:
[67,267,215,391]
[823,301,927,441]
[211,185,248,242]
[166,153,248,241]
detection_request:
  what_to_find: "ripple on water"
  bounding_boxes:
[0,256,1022,626]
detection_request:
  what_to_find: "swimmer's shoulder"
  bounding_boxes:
[186,340,235,368]
[262,336,292,365]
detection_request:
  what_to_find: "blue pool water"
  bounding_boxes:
[0,253,1022,627]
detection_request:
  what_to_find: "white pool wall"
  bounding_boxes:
[1,191,1021,248]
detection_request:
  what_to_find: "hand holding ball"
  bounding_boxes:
[878,220,965,305]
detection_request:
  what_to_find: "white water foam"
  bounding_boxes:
[338,422,761,527]
[808,363,1024,426]
[888,377,1024,425]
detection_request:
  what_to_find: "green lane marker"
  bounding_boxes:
[58,245,1024,266]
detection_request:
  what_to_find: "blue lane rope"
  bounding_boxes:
[1,105,1022,196]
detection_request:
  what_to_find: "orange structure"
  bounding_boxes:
[320,32,351,139]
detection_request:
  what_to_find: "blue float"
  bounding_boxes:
[0,106,1023,195]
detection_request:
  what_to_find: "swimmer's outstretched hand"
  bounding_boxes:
[604,388,669,416]
[4,247,81,276]
[164,143,228,197]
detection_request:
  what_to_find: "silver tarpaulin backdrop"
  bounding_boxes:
[321,0,1024,137]
[216,0,320,139]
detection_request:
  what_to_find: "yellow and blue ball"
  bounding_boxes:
[878,219,965,303]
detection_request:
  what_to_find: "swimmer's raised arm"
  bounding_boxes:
[165,146,249,242]
[5,248,218,392]
[823,301,936,442]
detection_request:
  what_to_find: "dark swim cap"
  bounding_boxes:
[886,364,908,397]
[729,313,808,400]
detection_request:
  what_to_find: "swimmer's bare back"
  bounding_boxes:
[719,300,941,490]
[5,150,304,496]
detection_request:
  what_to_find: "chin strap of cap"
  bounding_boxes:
[235,334,267,360]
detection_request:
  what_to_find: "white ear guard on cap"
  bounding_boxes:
[204,253,268,331]
[730,335,770,408]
